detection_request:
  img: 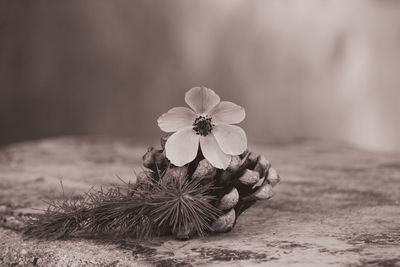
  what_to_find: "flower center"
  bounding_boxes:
[192,115,214,136]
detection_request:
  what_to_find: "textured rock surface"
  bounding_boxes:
[0,137,399,266]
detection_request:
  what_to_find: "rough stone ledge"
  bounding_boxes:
[1,137,400,266]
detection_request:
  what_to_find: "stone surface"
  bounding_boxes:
[0,137,399,266]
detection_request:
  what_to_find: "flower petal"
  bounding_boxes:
[185,86,220,114]
[165,128,200,166]
[210,101,246,125]
[157,107,197,132]
[213,124,247,155]
[200,134,231,169]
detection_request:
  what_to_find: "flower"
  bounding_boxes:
[157,86,247,169]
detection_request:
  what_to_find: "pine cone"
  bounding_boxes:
[139,135,280,240]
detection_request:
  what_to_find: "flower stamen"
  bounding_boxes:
[192,116,214,136]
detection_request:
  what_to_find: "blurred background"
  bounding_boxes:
[1,0,399,151]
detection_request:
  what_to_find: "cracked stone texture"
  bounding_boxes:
[0,137,399,266]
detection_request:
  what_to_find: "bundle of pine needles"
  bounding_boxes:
[24,172,221,240]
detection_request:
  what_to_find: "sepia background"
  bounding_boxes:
[1,0,399,151]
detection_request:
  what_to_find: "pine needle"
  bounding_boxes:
[24,170,221,240]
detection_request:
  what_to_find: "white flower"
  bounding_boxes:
[157,86,247,169]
